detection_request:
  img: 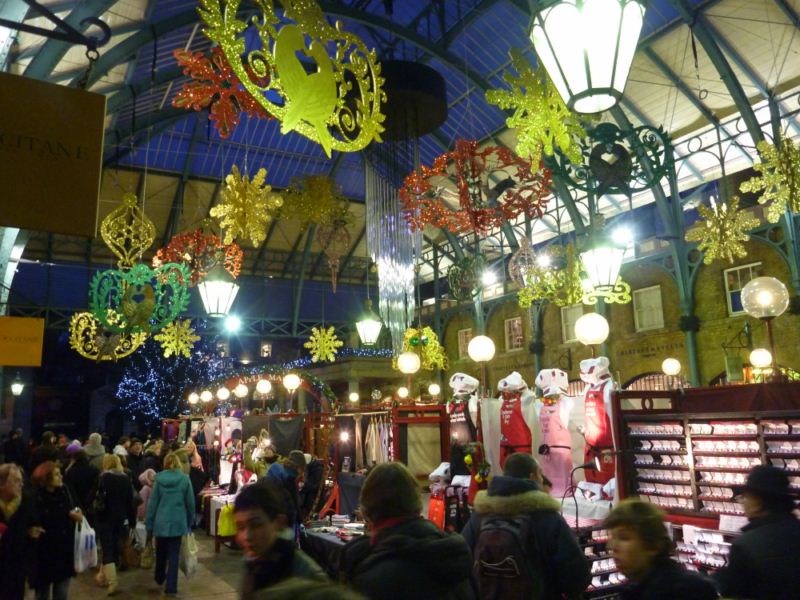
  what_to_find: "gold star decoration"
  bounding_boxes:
[210,165,283,247]
[304,326,343,363]
[153,319,201,358]
[686,196,760,264]
[486,49,587,166]
[740,137,800,223]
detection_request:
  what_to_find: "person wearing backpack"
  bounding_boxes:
[461,453,590,600]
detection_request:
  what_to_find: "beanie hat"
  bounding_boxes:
[88,432,102,446]
[66,440,82,455]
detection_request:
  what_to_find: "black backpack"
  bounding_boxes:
[472,514,544,600]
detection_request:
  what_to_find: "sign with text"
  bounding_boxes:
[0,72,104,237]
[0,316,44,366]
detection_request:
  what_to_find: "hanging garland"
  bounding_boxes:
[172,47,270,138]
[154,319,201,359]
[69,311,148,362]
[517,243,586,308]
[399,139,552,235]
[210,165,284,247]
[304,326,344,363]
[152,229,243,286]
[685,196,760,264]
[391,326,448,371]
[485,49,587,166]
[100,192,156,270]
[740,136,800,223]
[448,254,486,302]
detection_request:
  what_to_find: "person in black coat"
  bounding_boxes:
[95,454,136,595]
[29,431,59,473]
[461,453,590,599]
[3,430,27,468]
[340,462,475,600]
[30,461,84,600]
[605,499,718,600]
[127,439,144,491]
[64,447,100,514]
[0,463,42,600]
[714,465,800,600]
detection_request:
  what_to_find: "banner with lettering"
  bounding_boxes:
[0,316,45,366]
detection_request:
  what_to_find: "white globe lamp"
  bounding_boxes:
[467,335,496,363]
[750,348,773,369]
[283,373,301,393]
[741,277,790,319]
[187,392,199,405]
[233,383,249,398]
[348,392,360,403]
[216,386,231,401]
[256,379,272,395]
[575,312,610,348]
[428,383,441,397]
[200,389,213,403]
[661,358,681,377]
[397,386,409,399]
[397,351,421,375]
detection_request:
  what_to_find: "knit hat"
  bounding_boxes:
[287,450,307,470]
[87,432,103,446]
[66,440,82,454]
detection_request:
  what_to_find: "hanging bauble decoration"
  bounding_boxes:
[391,326,448,371]
[508,236,537,288]
[740,136,800,223]
[486,49,588,166]
[304,326,344,363]
[152,229,243,286]
[282,175,351,229]
[517,243,586,308]
[153,319,201,358]
[89,263,192,334]
[686,196,760,264]
[399,139,552,235]
[448,254,486,302]
[100,192,156,269]
[69,311,147,361]
[197,0,385,157]
[172,47,270,138]
[210,165,283,247]
[316,220,351,293]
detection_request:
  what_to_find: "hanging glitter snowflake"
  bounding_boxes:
[486,49,587,166]
[153,319,201,358]
[210,165,284,247]
[517,244,586,308]
[740,137,800,223]
[685,196,760,264]
[172,47,270,138]
[304,326,343,363]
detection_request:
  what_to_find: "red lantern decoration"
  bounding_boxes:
[153,230,243,287]
[399,139,552,235]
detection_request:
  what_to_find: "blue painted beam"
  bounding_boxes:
[291,224,318,336]
[774,0,800,27]
[106,65,183,114]
[162,114,203,245]
[24,0,119,81]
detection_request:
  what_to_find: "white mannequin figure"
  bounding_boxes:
[534,368,574,497]
[446,373,480,444]
[496,371,536,467]
[578,357,616,485]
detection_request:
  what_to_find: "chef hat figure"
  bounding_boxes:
[497,371,529,393]
[449,373,479,395]
[535,368,569,395]
[579,357,611,385]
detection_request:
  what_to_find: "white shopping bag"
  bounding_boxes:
[134,521,147,549]
[74,517,98,573]
[179,533,198,578]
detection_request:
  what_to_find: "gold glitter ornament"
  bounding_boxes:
[686,196,760,264]
[304,326,343,363]
[210,165,283,247]
[69,311,147,362]
[154,319,201,358]
[100,193,156,269]
[282,175,351,229]
[197,0,385,157]
[486,49,587,166]
[517,244,586,308]
[740,137,800,223]
[391,327,448,372]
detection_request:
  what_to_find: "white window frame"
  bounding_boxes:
[633,285,665,332]
[457,328,473,359]
[561,305,583,343]
[724,262,762,316]
[504,317,524,351]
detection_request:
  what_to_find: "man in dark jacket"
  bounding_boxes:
[29,431,59,472]
[461,453,590,599]
[126,438,144,490]
[3,429,27,467]
[340,462,475,600]
[714,465,800,600]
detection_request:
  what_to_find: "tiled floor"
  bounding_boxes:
[61,533,242,599]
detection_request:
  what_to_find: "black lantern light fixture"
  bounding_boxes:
[530,0,646,114]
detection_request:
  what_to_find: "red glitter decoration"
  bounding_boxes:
[172,47,270,138]
[153,230,243,287]
[399,139,552,235]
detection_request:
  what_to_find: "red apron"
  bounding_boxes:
[500,394,532,467]
[583,380,615,484]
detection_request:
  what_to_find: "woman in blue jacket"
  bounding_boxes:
[145,452,195,595]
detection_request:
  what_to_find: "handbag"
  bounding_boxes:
[427,493,446,530]
[140,541,154,569]
[217,503,236,537]
[179,533,198,578]
[120,530,141,568]
[73,517,98,573]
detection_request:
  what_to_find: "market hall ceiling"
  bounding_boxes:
[4,0,800,285]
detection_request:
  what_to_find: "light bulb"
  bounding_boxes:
[428,383,441,396]
[188,392,199,405]
[200,390,213,403]
[339,431,350,443]
[233,383,249,398]
[256,379,272,395]
[224,315,241,332]
[348,392,359,402]
[397,386,409,399]
[750,348,773,369]
[661,358,681,377]
[217,386,231,401]
[481,270,497,286]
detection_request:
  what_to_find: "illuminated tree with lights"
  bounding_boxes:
[116,338,227,425]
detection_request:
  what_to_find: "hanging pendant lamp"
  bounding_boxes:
[198,263,240,317]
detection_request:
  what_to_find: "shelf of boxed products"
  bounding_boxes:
[762,419,800,488]
[673,524,738,573]
[578,527,626,598]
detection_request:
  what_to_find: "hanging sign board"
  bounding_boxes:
[0,316,45,366]
[0,72,104,237]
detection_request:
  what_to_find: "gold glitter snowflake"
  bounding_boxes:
[486,49,587,166]
[740,137,800,223]
[686,197,760,264]
[154,319,201,358]
[210,165,283,247]
[304,326,343,363]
